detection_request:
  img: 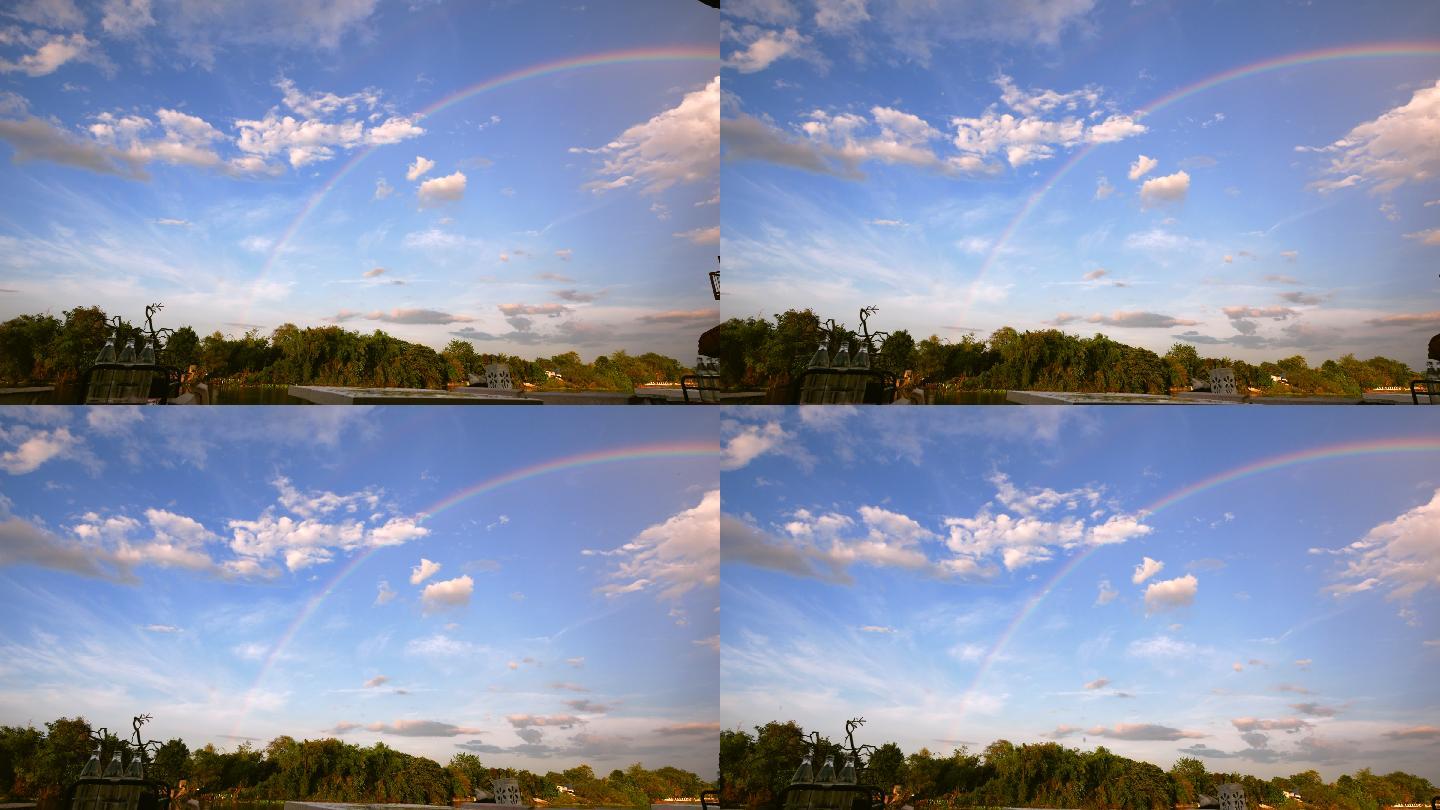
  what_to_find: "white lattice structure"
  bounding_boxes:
[1209,367,1238,396]
[492,778,523,807]
[485,363,516,390]
[1219,783,1248,810]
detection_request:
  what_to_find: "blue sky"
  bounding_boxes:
[720,0,1440,370]
[721,407,1440,780]
[0,407,719,775]
[0,0,719,360]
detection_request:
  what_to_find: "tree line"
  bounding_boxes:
[0,307,691,391]
[714,310,1416,400]
[0,717,710,809]
[720,721,1436,810]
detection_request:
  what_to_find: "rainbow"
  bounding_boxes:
[246,44,718,319]
[953,435,1440,720]
[228,439,718,737]
[957,41,1440,323]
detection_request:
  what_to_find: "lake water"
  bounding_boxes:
[212,804,697,810]
[43,384,308,405]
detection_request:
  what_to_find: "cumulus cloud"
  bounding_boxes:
[577,77,718,194]
[410,557,441,585]
[336,719,483,737]
[375,580,396,605]
[1144,574,1198,614]
[1232,717,1309,733]
[0,116,146,179]
[1128,154,1158,181]
[374,178,394,199]
[1053,723,1205,741]
[674,225,721,245]
[0,31,99,77]
[1404,228,1440,246]
[588,490,718,601]
[1095,578,1118,606]
[1139,170,1190,206]
[417,171,466,207]
[721,420,793,470]
[1,426,82,474]
[1320,488,1440,607]
[406,155,435,181]
[1300,79,1440,195]
[1132,556,1164,585]
[420,575,473,613]
[724,25,819,74]
[1086,311,1199,329]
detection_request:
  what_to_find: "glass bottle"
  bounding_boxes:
[854,343,870,370]
[832,343,851,370]
[118,339,136,364]
[139,337,156,365]
[125,752,143,778]
[808,340,830,369]
[791,754,814,784]
[838,757,855,784]
[104,751,123,777]
[95,336,117,364]
[817,755,836,783]
[80,746,102,778]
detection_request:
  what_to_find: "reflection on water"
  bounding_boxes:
[45,384,306,405]
[211,804,698,810]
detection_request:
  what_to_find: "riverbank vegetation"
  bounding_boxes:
[0,307,690,391]
[720,721,1436,810]
[0,717,709,809]
[714,310,1415,399]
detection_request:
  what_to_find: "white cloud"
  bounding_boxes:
[1403,228,1440,246]
[420,575,473,613]
[363,674,389,688]
[6,0,86,29]
[410,557,441,585]
[100,0,155,37]
[1322,488,1440,605]
[1131,556,1164,584]
[1139,170,1190,206]
[1084,677,1110,690]
[417,171,466,207]
[814,0,868,31]
[1095,578,1118,605]
[578,77,718,194]
[375,580,396,605]
[724,25,817,74]
[406,155,435,181]
[1,426,81,474]
[721,420,791,471]
[0,32,98,77]
[1128,154,1158,181]
[592,490,718,601]
[1094,176,1114,200]
[674,225,720,245]
[1300,79,1440,195]
[1144,574,1198,614]
[374,178,394,199]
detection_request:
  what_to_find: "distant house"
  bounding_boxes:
[1283,791,1304,802]
[556,786,576,796]
[545,370,564,381]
